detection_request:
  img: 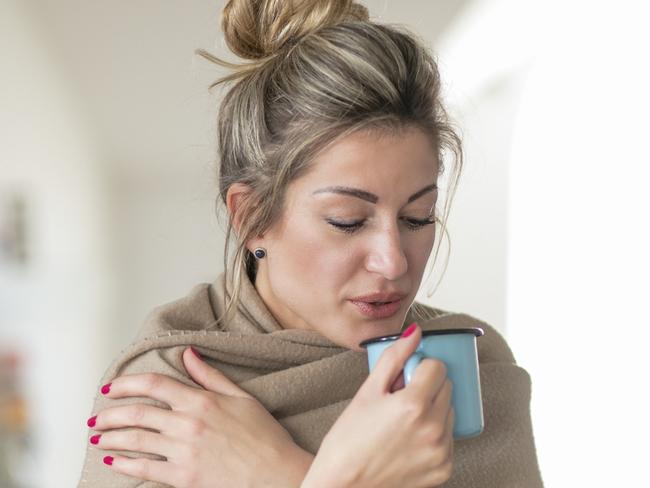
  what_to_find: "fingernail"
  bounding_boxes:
[90,434,101,445]
[401,322,417,338]
[190,346,203,360]
[100,383,111,395]
[87,415,97,428]
[103,456,114,466]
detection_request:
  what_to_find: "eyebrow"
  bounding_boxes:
[312,183,438,204]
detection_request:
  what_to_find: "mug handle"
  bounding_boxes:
[403,352,425,384]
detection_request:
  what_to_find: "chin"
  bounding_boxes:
[352,323,402,351]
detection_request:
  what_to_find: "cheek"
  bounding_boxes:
[272,223,355,301]
[406,228,437,271]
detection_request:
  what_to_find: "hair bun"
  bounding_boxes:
[221,0,369,61]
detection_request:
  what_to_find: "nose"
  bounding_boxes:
[364,226,408,280]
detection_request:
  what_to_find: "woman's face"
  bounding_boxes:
[251,127,439,351]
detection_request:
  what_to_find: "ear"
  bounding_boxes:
[226,182,253,235]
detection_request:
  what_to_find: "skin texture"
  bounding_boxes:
[231,126,439,351]
[301,326,455,488]
[91,127,453,487]
[91,348,314,488]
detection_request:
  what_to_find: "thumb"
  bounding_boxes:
[361,322,422,395]
[182,347,253,399]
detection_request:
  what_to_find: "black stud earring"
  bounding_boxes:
[253,247,267,259]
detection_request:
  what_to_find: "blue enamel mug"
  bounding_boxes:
[359,327,485,440]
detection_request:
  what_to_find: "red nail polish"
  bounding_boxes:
[100,383,111,395]
[103,456,114,466]
[401,322,417,338]
[87,415,97,428]
[90,434,101,445]
[190,346,203,360]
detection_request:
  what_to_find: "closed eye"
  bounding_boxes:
[327,217,436,234]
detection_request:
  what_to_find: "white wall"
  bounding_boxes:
[433,0,650,485]
[416,0,542,331]
[5,0,648,486]
[0,1,115,486]
[507,3,650,485]
[109,164,225,342]
[416,68,529,334]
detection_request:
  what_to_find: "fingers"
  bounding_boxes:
[90,428,178,459]
[413,378,453,434]
[442,407,455,464]
[89,403,192,434]
[423,403,455,480]
[418,374,453,444]
[362,323,422,395]
[102,455,188,488]
[408,359,449,404]
[430,378,453,419]
[389,371,405,393]
[101,373,202,410]
[446,407,455,444]
[182,347,253,399]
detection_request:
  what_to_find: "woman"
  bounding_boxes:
[78,1,543,486]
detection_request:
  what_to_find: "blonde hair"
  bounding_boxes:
[196,0,464,326]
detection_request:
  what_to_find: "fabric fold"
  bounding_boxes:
[78,270,544,487]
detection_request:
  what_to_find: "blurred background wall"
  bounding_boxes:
[1,0,648,486]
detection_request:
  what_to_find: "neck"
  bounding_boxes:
[252,263,313,331]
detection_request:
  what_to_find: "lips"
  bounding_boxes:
[348,291,408,319]
[350,292,407,304]
[349,299,404,319]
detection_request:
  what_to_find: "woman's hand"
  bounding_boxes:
[87,347,313,488]
[302,324,455,488]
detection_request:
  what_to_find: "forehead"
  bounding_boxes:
[295,127,439,190]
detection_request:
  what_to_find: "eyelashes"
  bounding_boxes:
[326,217,436,234]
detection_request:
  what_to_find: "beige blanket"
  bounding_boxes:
[78,271,544,487]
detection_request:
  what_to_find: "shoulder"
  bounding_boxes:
[134,282,219,341]
[409,302,517,365]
